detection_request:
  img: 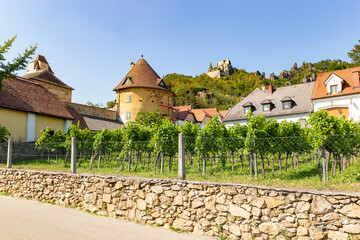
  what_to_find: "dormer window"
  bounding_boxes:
[159,80,165,87]
[281,96,294,110]
[263,104,270,112]
[243,102,254,114]
[283,101,290,109]
[330,85,338,94]
[261,99,273,112]
[324,73,344,95]
[124,77,132,85]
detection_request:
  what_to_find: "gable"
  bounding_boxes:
[158,79,166,87]
[123,77,132,85]
[324,73,344,94]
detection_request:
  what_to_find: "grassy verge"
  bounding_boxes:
[1,155,359,191]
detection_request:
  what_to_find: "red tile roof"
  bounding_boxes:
[0,77,73,119]
[173,109,190,120]
[219,110,229,119]
[173,105,192,111]
[113,58,174,94]
[312,67,360,100]
[22,70,73,90]
[190,108,218,122]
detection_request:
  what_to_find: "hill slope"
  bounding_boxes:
[163,60,360,110]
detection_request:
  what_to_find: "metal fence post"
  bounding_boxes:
[71,137,76,173]
[321,149,326,182]
[178,133,186,180]
[202,130,206,176]
[7,139,12,168]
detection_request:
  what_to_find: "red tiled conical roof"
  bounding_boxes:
[113,58,173,94]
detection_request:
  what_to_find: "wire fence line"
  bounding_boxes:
[2,133,360,182]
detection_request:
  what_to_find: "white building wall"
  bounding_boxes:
[26,113,35,142]
[63,120,72,133]
[224,113,310,127]
[313,94,360,121]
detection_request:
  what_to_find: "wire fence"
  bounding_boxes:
[2,134,360,182]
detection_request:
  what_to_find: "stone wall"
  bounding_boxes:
[68,102,117,120]
[0,168,359,240]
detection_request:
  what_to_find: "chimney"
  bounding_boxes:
[130,62,135,70]
[353,70,360,89]
[268,85,273,94]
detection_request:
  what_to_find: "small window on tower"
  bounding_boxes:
[126,112,131,120]
[126,95,131,103]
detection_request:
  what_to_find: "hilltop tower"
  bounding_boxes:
[208,61,213,72]
[113,57,174,124]
[22,55,74,102]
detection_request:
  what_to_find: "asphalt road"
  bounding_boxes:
[0,195,212,240]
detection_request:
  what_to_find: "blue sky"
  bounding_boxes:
[1,0,360,105]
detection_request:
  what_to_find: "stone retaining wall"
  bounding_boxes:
[0,168,359,240]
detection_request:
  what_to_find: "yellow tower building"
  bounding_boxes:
[113,57,174,124]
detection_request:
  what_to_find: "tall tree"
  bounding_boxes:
[348,40,360,63]
[0,35,37,90]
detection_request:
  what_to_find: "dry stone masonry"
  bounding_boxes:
[0,168,360,240]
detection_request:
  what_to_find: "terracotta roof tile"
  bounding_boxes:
[174,105,192,110]
[0,77,73,119]
[22,70,73,90]
[113,58,174,94]
[311,67,360,100]
[219,110,229,118]
[190,108,218,122]
[63,104,88,129]
[173,109,190,120]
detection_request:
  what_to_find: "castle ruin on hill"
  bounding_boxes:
[206,59,233,78]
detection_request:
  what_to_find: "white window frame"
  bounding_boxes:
[263,104,270,112]
[330,85,338,94]
[126,112,131,120]
[244,106,250,113]
[126,95,131,103]
[283,101,290,109]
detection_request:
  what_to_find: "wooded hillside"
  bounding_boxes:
[163,60,360,110]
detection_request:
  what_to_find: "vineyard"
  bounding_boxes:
[1,110,360,190]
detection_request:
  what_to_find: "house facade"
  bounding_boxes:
[113,57,175,124]
[223,82,315,126]
[0,77,73,142]
[312,67,360,121]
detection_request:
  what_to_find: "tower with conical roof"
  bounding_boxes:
[22,55,74,102]
[113,57,174,124]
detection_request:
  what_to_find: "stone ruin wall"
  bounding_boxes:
[0,168,359,240]
[68,102,117,120]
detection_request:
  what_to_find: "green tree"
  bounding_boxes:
[0,35,37,90]
[85,101,103,107]
[152,118,179,172]
[0,125,10,142]
[348,40,360,63]
[106,100,116,108]
[179,121,200,160]
[135,108,165,127]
